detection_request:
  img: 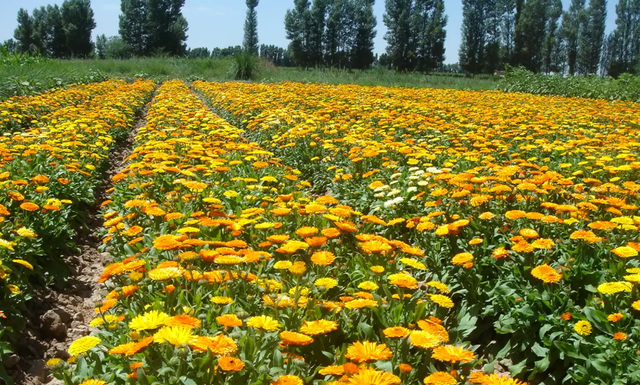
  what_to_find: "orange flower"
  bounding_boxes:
[165,315,201,329]
[299,319,338,335]
[346,368,401,385]
[216,314,243,328]
[360,240,392,254]
[153,234,183,250]
[270,375,304,385]
[20,202,40,211]
[383,326,411,338]
[531,264,562,283]
[218,356,245,372]
[310,251,336,265]
[345,341,393,363]
[452,252,473,265]
[613,332,627,341]
[295,226,318,237]
[423,371,457,385]
[279,331,314,346]
[431,345,475,363]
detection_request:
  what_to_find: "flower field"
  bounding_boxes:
[3,79,640,385]
[0,79,154,349]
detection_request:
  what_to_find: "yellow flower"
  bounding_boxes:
[612,246,638,258]
[153,326,194,346]
[12,259,34,270]
[211,296,233,305]
[574,320,592,336]
[246,315,281,331]
[129,310,170,331]
[314,277,338,289]
[68,336,101,356]
[597,282,632,295]
[17,227,36,238]
[429,294,454,308]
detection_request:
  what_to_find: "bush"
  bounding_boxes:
[228,53,259,80]
[501,67,640,102]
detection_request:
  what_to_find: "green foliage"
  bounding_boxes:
[229,53,260,80]
[243,0,260,55]
[60,0,96,58]
[501,66,640,101]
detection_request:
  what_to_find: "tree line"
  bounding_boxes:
[12,0,95,58]
[4,0,640,76]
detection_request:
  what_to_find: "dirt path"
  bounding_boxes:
[10,89,156,385]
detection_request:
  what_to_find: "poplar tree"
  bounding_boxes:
[61,0,96,58]
[383,0,413,71]
[14,9,35,54]
[309,0,328,66]
[119,0,148,56]
[243,0,260,55]
[609,0,640,75]
[578,0,607,73]
[543,0,564,73]
[562,0,586,74]
[351,0,377,69]
[459,0,488,74]
[285,0,312,66]
[146,0,188,56]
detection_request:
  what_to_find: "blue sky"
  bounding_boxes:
[0,0,618,63]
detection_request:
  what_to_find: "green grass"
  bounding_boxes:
[0,57,500,100]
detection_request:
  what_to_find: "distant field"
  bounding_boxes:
[0,57,499,99]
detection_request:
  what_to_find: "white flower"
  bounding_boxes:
[407,187,417,193]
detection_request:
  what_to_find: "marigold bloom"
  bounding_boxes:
[319,365,345,376]
[410,330,442,350]
[218,356,245,371]
[347,368,401,385]
[613,332,627,341]
[315,277,338,289]
[217,314,243,327]
[152,234,183,250]
[607,313,623,322]
[153,326,194,346]
[423,371,457,385]
[68,336,101,356]
[361,239,393,254]
[271,375,304,385]
[431,345,475,363]
[311,251,336,265]
[247,315,281,331]
[531,264,562,283]
[20,202,40,211]
[279,331,314,346]
[597,282,632,295]
[612,246,638,258]
[188,334,237,356]
[388,273,418,289]
[383,326,411,338]
[78,380,107,385]
[165,314,201,329]
[574,320,592,336]
[345,341,393,363]
[148,266,183,281]
[430,294,454,308]
[299,319,338,335]
[452,252,473,265]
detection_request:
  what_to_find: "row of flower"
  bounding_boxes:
[192,81,640,384]
[0,81,126,132]
[0,79,155,347]
[57,80,518,385]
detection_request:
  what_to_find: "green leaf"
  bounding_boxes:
[531,342,549,358]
